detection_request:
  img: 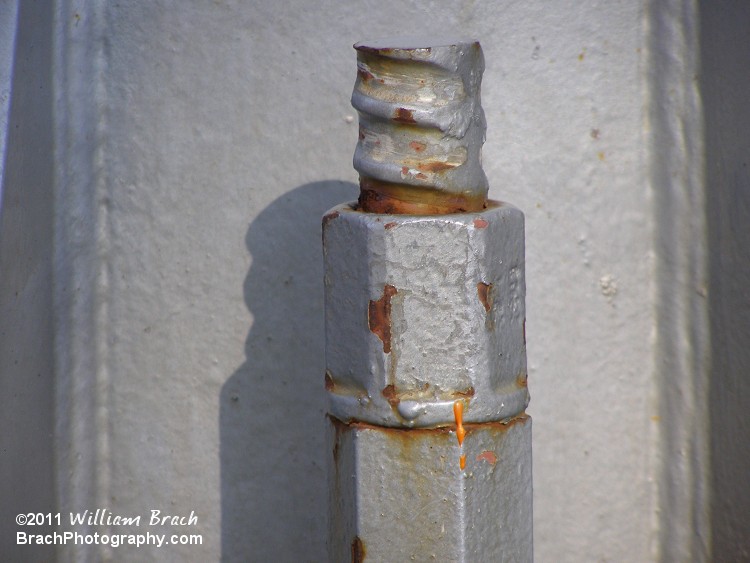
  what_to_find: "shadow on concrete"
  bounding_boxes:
[220,180,356,561]
[700,2,750,558]
[0,1,56,560]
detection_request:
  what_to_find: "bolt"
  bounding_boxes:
[352,37,489,214]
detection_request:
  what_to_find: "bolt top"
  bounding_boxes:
[352,37,488,214]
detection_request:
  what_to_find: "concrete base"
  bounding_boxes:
[328,415,532,562]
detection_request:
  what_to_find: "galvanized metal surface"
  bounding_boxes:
[352,37,488,214]
[328,415,533,562]
[325,37,532,562]
[323,201,528,428]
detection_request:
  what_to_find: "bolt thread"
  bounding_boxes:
[352,37,489,214]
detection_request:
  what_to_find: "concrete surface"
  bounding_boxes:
[0,0,747,561]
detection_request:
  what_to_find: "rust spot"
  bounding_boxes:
[415,173,428,180]
[416,160,456,173]
[598,151,605,161]
[325,371,335,391]
[357,67,374,82]
[401,166,409,176]
[381,384,400,408]
[473,218,488,229]
[477,450,498,465]
[322,211,339,226]
[477,282,493,312]
[516,372,528,388]
[459,454,467,470]
[358,177,487,215]
[384,222,397,230]
[393,107,416,124]
[453,387,475,398]
[369,285,397,353]
[409,141,426,152]
[351,536,366,562]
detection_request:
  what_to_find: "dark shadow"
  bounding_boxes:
[220,180,357,562]
[0,1,56,560]
[700,1,750,559]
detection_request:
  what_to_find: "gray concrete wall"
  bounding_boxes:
[0,0,745,560]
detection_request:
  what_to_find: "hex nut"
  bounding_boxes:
[323,201,528,428]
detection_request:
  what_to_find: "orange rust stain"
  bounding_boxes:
[325,371,335,392]
[383,222,397,230]
[477,282,493,312]
[453,400,466,446]
[415,173,428,180]
[453,387,475,398]
[415,160,455,173]
[473,217,488,229]
[351,536,366,562]
[358,177,487,215]
[409,141,426,152]
[516,372,528,388]
[401,166,409,176]
[598,151,605,161]
[476,450,498,465]
[322,211,339,225]
[651,415,661,422]
[393,107,416,124]
[357,67,374,82]
[368,285,397,353]
[459,454,467,471]
[381,384,400,407]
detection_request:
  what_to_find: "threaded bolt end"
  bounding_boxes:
[352,37,489,214]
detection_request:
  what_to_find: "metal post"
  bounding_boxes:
[324,38,532,562]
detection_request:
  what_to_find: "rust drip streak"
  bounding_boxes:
[453,400,466,446]
[351,536,366,562]
[477,282,492,312]
[454,400,466,471]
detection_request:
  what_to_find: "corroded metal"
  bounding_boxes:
[323,201,528,428]
[325,37,532,562]
[328,415,533,562]
[352,37,488,214]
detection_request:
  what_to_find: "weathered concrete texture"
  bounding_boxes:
[328,415,532,562]
[324,202,527,428]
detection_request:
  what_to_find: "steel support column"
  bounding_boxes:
[324,38,532,561]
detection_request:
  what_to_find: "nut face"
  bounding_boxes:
[323,201,528,428]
